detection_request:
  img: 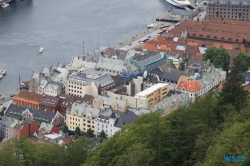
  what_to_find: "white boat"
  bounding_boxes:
[39,47,44,53]
[165,0,190,8]
[0,73,3,79]
[1,3,9,8]
[1,70,6,75]
[147,23,155,28]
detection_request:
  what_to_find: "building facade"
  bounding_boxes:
[13,91,43,109]
[206,0,250,21]
[134,83,169,109]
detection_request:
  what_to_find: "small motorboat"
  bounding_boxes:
[1,3,9,8]
[147,23,154,28]
[39,47,44,53]
[1,70,6,75]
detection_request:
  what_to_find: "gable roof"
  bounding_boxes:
[177,80,202,92]
[161,72,181,82]
[114,110,138,128]
[14,91,43,103]
[5,103,63,124]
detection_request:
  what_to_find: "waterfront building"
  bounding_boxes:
[13,91,43,109]
[206,0,250,21]
[65,68,116,97]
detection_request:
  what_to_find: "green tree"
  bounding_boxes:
[74,126,81,136]
[219,57,248,112]
[203,46,230,71]
[14,137,35,165]
[65,137,92,166]
[197,17,199,21]
[117,143,154,166]
[234,52,250,72]
[62,124,69,135]
[202,120,250,166]
[33,143,65,166]
[0,140,23,166]
[0,106,6,116]
[86,128,94,138]
[99,130,107,143]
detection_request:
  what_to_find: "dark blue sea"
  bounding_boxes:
[0,0,173,94]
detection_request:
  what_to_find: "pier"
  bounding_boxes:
[156,9,199,22]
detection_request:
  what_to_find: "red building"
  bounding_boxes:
[13,120,39,138]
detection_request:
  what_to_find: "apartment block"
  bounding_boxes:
[134,83,169,109]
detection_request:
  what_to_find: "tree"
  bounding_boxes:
[74,126,81,136]
[0,107,6,116]
[62,125,69,135]
[219,57,248,112]
[197,17,199,21]
[65,137,92,166]
[234,52,250,72]
[99,130,107,143]
[203,46,230,71]
[86,128,94,138]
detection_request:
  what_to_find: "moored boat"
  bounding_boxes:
[1,2,9,8]
[39,47,44,53]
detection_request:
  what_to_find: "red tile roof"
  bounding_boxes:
[177,80,202,92]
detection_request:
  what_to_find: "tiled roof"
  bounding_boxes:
[177,80,202,92]
[82,94,94,104]
[161,72,181,83]
[14,91,43,103]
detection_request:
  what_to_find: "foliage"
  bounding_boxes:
[0,137,92,166]
[75,126,81,136]
[99,130,107,143]
[234,52,250,72]
[219,57,248,112]
[62,125,69,134]
[86,128,94,138]
[197,17,199,21]
[0,106,6,116]
[203,46,230,71]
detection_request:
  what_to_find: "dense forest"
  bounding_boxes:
[1,55,250,166]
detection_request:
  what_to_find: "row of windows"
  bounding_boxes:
[68,89,82,93]
[209,11,249,15]
[68,85,83,89]
[209,5,250,8]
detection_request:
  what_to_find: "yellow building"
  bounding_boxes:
[66,103,105,135]
[134,83,169,109]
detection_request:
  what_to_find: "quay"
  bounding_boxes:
[156,9,199,22]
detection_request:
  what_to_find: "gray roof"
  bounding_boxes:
[161,72,181,83]
[98,108,115,120]
[240,72,250,82]
[114,110,138,128]
[39,122,54,133]
[198,47,207,54]
[0,117,19,128]
[176,45,186,51]
[82,68,103,76]
[134,52,162,70]
[5,103,61,124]
[95,95,126,108]
[67,102,105,118]
[69,73,114,87]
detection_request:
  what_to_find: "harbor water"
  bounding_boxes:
[0,0,174,94]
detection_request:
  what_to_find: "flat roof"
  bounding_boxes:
[45,133,62,139]
[135,83,167,97]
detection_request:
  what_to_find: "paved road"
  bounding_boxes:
[115,23,176,51]
[0,88,19,105]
